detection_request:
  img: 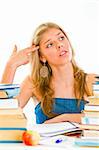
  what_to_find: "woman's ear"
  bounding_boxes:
[40,54,46,63]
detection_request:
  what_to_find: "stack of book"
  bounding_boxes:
[81,98,99,138]
[75,81,99,147]
[0,84,27,143]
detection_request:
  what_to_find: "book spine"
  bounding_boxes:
[0,99,18,109]
[0,127,26,130]
[82,117,99,125]
[0,141,23,143]
[84,105,99,111]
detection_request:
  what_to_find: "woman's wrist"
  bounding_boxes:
[6,60,18,70]
[1,61,17,83]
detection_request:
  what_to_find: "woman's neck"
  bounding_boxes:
[51,62,74,86]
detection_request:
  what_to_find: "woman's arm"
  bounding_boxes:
[1,45,39,83]
[44,113,84,124]
[1,45,39,107]
[17,76,34,108]
[1,61,17,83]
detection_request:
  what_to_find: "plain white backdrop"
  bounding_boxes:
[0,0,99,125]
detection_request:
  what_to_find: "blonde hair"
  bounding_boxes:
[31,22,91,118]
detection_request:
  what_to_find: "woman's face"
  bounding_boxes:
[39,28,72,66]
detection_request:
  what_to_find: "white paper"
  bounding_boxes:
[30,122,80,137]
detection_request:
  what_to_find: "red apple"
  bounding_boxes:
[22,130,40,146]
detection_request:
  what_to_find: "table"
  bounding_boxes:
[0,136,97,150]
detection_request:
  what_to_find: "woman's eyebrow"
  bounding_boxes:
[44,32,62,44]
[56,32,61,36]
[44,39,51,44]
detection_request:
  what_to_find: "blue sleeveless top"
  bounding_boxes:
[35,98,87,124]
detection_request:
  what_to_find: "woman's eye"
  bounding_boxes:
[46,43,53,48]
[59,36,65,41]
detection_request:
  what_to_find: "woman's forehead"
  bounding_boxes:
[40,28,64,44]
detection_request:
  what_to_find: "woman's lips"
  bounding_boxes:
[59,50,68,56]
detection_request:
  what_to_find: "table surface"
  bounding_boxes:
[0,136,97,150]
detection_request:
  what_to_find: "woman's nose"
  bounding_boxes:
[57,42,63,49]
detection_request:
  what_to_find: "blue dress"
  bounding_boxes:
[35,98,87,124]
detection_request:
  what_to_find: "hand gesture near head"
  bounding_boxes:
[0,44,39,83]
[8,45,39,69]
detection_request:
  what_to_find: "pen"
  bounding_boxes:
[55,138,63,143]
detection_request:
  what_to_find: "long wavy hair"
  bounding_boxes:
[30,22,92,118]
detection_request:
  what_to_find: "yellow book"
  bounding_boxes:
[88,96,99,105]
[0,108,23,115]
[0,113,27,128]
[0,129,26,143]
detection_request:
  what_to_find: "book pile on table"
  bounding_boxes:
[0,84,27,143]
[75,81,99,147]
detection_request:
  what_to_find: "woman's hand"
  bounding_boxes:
[8,45,39,69]
[86,74,99,84]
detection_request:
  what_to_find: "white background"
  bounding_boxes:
[0,0,99,125]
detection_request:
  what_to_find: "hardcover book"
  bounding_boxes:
[0,113,27,128]
[0,99,18,109]
[0,128,26,143]
[84,104,99,111]
[81,116,99,125]
[0,84,20,98]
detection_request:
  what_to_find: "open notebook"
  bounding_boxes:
[30,121,82,137]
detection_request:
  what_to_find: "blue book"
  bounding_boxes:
[0,84,20,98]
[75,138,99,147]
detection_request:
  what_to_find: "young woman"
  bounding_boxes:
[1,22,98,124]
